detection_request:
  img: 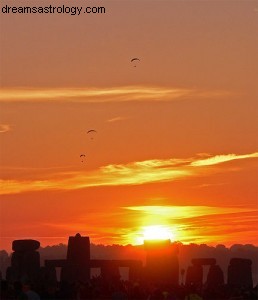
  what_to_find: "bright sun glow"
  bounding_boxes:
[142,225,175,242]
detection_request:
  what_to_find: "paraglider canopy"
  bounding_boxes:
[131,58,140,67]
[87,129,97,134]
[87,129,97,140]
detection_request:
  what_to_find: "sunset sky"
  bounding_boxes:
[0,0,257,252]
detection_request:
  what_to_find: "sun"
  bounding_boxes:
[141,225,176,242]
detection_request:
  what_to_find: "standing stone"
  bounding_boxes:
[185,265,203,287]
[6,240,40,284]
[206,264,224,289]
[61,233,90,283]
[185,258,218,287]
[144,240,179,285]
[227,258,253,288]
[67,233,90,265]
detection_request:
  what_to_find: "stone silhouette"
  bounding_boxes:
[6,240,40,284]
[45,233,143,284]
[61,233,91,283]
[144,239,179,285]
[206,264,224,289]
[185,258,224,289]
[4,233,255,296]
[228,257,253,288]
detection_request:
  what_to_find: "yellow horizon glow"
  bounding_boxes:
[123,205,257,245]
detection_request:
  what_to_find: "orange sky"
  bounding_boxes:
[0,0,258,252]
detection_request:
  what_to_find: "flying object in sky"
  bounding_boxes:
[131,58,140,67]
[87,129,97,134]
[80,154,86,162]
[87,129,97,140]
[131,58,140,62]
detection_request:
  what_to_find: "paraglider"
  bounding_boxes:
[131,58,140,67]
[80,154,86,162]
[87,129,97,134]
[87,129,97,140]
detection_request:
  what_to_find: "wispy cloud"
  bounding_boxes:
[192,183,227,189]
[0,86,229,103]
[124,205,254,219]
[0,124,11,133]
[1,152,257,195]
[191,153,258,166]
[0,160,191,195]
[177,210,258,245]
[107,116,129,123]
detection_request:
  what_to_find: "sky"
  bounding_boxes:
[0,0,258,252]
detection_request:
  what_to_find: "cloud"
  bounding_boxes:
[107,116,129,123]
[0,86,229,103]
[177,210,258,245]
[123,205,254,219]
[0,159,191,195]
[1,152,257,195]
[191,153,258,166]
[192,183,227,189]
[0,124,11,133]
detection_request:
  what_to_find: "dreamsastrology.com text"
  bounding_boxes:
[1,5,106,16]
